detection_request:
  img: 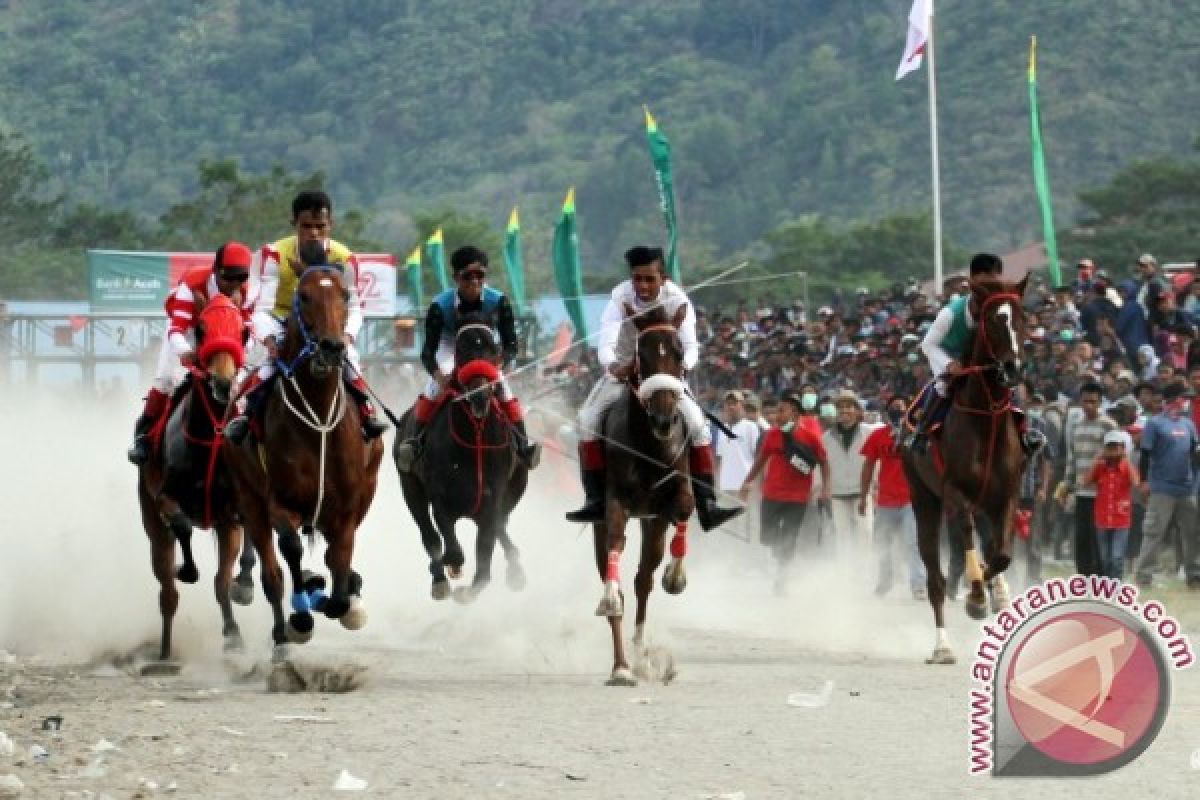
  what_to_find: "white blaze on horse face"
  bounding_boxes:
[319,278,334,287]
[659,342,666,357]
[996,303,1018,361]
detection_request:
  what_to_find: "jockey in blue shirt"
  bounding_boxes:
[910,252,1046,455]
[394,245,540,472]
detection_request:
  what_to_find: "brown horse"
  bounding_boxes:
[902,275,1029,664]
[136,293,248,672]
[225,266,384,652]
[591,304,694,686]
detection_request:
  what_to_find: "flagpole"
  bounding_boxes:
[927,1,944,294]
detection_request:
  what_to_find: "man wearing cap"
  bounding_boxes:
[909,253,1045,454]
[128,242,258,465]
[1061,381,1117,576]
[823,388,875,556]
[715,390,761,504]
[565,245,742,530]
[1134,382,1200,588]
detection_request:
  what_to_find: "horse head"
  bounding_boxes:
[291,266,349,378]
[455,312,501,419]
[626,302,687,441]
[195,293,245,405]
[968,273,1029,389]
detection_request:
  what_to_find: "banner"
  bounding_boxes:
[552,188,588,341]
[426,227,449,293]
[643,106,681,284]
[355,253,398,315]
[1028,36,1062,287]
[503,207,528,314]
[88,250,179,312]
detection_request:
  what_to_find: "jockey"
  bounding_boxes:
[394,245,541,471]
[564,245,743,531]
[224,190,386,444]
[127,242,257,465]
[910,252,1045,454]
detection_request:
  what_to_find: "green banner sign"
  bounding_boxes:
[87,250,172,312]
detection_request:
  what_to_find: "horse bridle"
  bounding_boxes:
[276,266,347,378]
[964,292,1024,389]
[633,323,684,390]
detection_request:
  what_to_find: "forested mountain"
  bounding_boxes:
[0,0,1197,297]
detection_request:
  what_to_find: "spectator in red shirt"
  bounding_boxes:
[1083,432,1140,580]
[859,394,926,600]
[742,390,831,593]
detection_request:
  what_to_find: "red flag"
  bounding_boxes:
[896,0,931,81]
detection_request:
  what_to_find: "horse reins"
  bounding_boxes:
[277,364,347,530]
[182,366,227,530]
[447,394,511,516]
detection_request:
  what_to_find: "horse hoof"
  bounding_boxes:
[594,594,623,618]
[230,582,255,606]
[453,586,478,605]
[925,647,957,665]
[323,596,351,620]
[431,580,450,601]
[506,561,527,592]
[271,644,292,664]
[340,597,367,630]
[605,667,637,687]
[446,565,463,580]
[286,612,314,644]
[139,660,181,677]
[965,596,989,621]
[176,563,200,584]
[662,559,687,595]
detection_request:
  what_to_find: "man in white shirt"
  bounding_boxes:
[715,390,760,494]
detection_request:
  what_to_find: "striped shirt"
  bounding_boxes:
[165,267,256,357]
[1064,413,1117,498]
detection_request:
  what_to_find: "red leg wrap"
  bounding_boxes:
[501,397,523,424]
[144,388,169,420]
[580,440,606,471]
[689,444,715,476]
[415,394,439,424]
[606,550,620,583]
[670,524,688,559]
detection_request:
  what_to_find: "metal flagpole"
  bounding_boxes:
[927,0,944,293]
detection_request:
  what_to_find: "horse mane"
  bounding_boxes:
[627,302,672,330]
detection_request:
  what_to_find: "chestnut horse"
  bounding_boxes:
[225,266,383,652]
[393,314,529,603]
[592,303,693,686]
[136,293,248,671]
[902,275,1029,665]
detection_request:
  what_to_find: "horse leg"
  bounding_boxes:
[246,512,288,656]
[455,514,498,604]
[231,536,256,606]
[323,532,364,628]
[947,496,988,620]
[273,510,315,644]
[634,519,668,647]
[164,508,199,584]
[984,496,1017,612]
[214,524,244,653]
[434,508,466,580]
[497,521,527,592]
[661,516,689,596]
[594,502,634,686]
[909,482,955,665]
[400,476,450,599]
[141,487,179,665]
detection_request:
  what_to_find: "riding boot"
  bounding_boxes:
[565,441,606,523]
[501,398,541,470]
[690,445,744,532]
[395,394,438,473]
[127,388,169,466]
[224,374,268,445]
[347,376,388,440]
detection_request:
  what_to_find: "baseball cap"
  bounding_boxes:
[723,389,744,403]
[1137,253,1157,266]
[215,241,254,271]
[1103,431,1126,446]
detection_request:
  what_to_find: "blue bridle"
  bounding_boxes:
[274,265,345,379]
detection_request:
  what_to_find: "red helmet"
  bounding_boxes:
[213,242,254,273]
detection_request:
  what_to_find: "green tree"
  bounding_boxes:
[407,208,505,300]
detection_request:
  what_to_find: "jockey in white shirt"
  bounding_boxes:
[564,245,743,531]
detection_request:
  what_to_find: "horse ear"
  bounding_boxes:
[672,303,689,330]
[1015,271,1030,298]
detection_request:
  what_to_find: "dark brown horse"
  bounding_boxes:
[137,293,248,672]
[903,275,1029,664]
[393,314,529,603]
[592,303,694,686]
[225,266,384,652]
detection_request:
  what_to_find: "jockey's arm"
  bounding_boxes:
[596,295,625,373]
[676,294,700,371]
[252,249,284,346]
[920,305,957,377]
[420,303,445,377]
[496,295,519,369]
[342,257,364,343]
[166,282,197,359]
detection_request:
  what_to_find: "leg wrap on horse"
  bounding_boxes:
[500,397,523,424]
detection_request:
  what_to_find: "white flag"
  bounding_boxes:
[895,0,931,81]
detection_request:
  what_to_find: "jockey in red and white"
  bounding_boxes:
[564,245,743,531]
[223,190,386,444]
[127,242,257,465]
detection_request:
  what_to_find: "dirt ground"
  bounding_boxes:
[2,389,1198,798]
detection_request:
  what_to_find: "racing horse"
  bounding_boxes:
[902,274,1029,665]
[393,313,529,603]
[591,303,693,686]
[136,293,249,671]
[224,265,384,651]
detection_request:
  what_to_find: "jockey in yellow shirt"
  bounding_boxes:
[224,190,386,443]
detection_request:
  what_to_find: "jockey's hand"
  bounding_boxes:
[609,363,633,381]
[264,336,279,359]
[179,351,198,368]
[945,360,962,374]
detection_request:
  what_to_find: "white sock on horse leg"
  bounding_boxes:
[935,627,951,651]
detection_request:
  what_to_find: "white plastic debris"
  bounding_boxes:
[140,779,159,791]
[218,726,245,737]
[628,697,652,705]
[273,714,333,724]
[144,700,167,708]
[79,757,108,778]
[0,774,24,798]
[333,769,368,791]
[0,733,13,757]
[29,744,48,761]
[786,679,834,709]
[91,739,118,753]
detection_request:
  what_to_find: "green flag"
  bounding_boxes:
[503,207,528,314]
[426,227,449,293]
[405,246,423,311]
[643,106,681,284]
[552,188,587,341]
[1028,36,1061,288]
